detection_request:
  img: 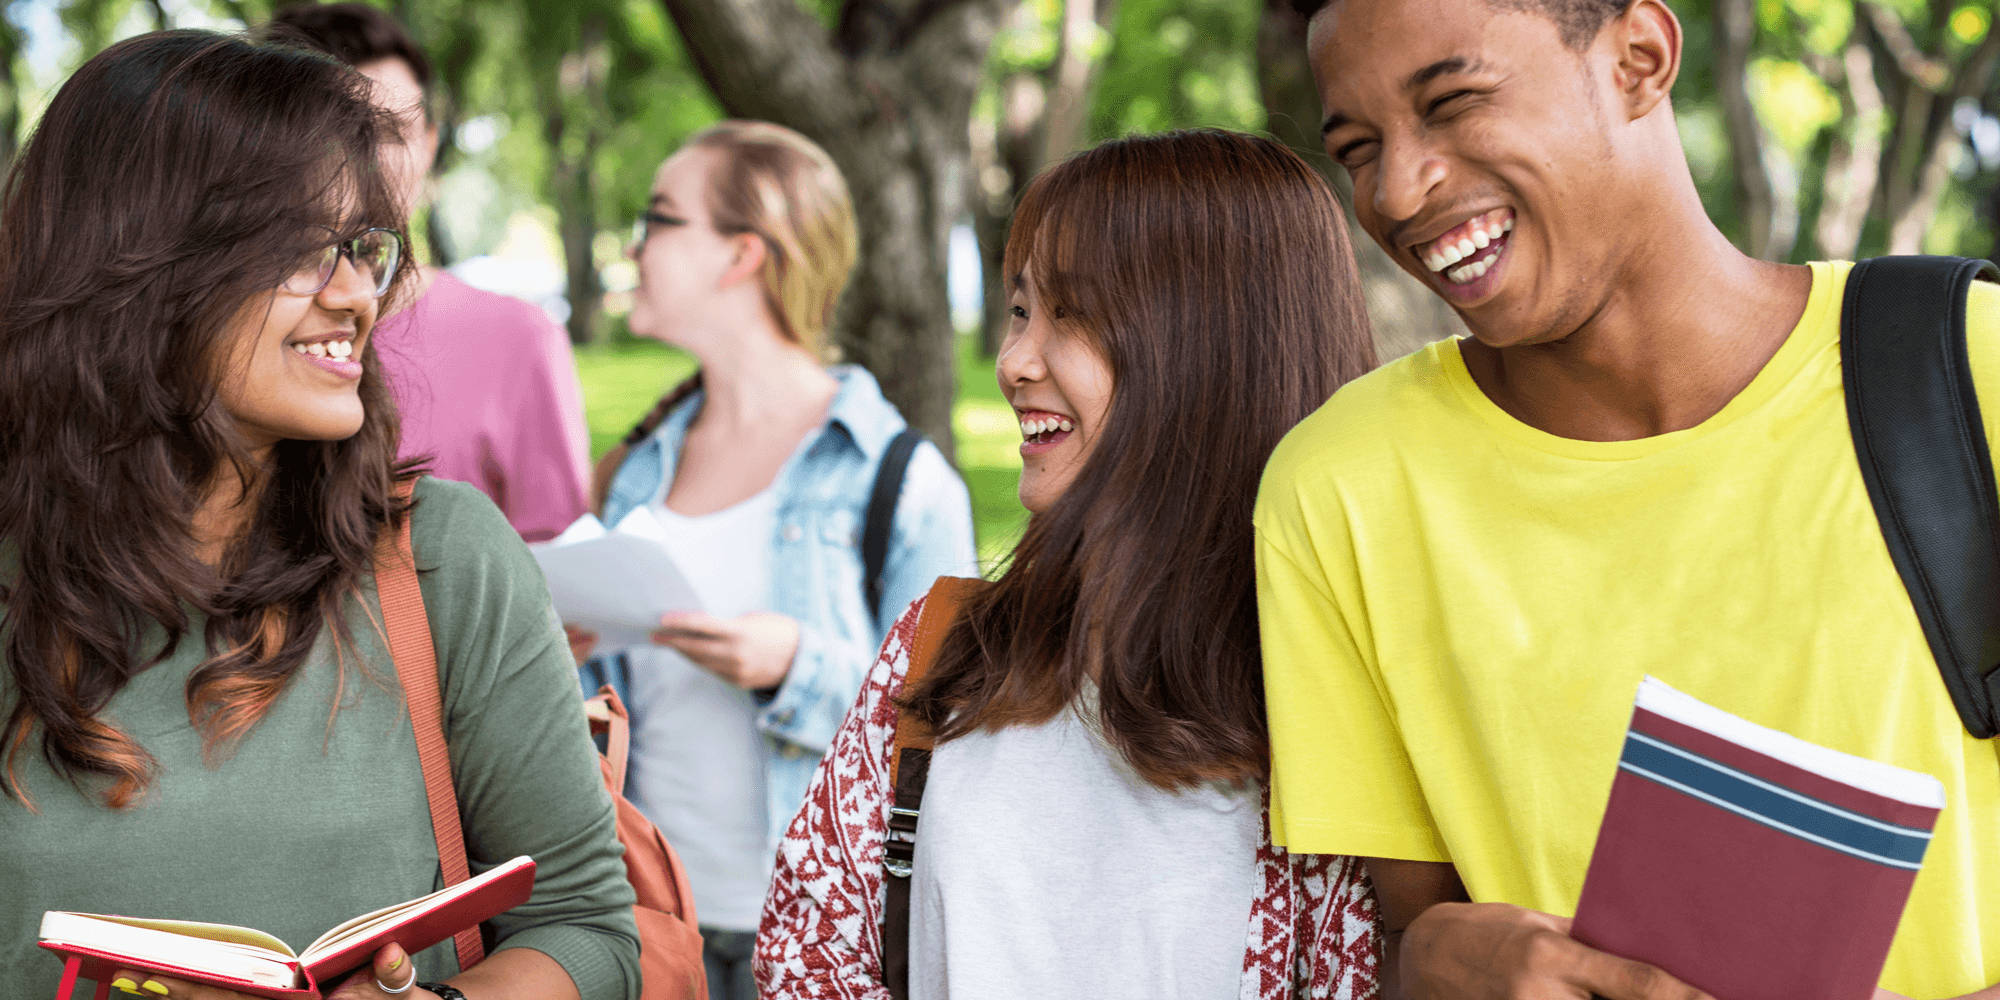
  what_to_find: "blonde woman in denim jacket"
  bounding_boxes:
[569,121,976,1000]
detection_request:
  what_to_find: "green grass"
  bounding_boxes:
[574,337,1027,571]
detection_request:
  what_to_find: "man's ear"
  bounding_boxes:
[719,233,768,290]
[1608,0,1681,121]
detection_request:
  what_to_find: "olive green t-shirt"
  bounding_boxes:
[0,478,639,1000]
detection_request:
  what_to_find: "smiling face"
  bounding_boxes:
[998,270,1115,515]
[214,245,379,456]
[1311,0,1677,348]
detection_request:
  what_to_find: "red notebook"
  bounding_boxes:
[39,855,535,1000]
[1570,678,1943,1000]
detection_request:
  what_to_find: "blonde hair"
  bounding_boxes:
[687,120,858,356]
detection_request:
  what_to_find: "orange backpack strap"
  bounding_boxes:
[376,478,486,973]
[882,575,983,999]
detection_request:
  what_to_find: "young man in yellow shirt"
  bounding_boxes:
[1257,0,2000,998]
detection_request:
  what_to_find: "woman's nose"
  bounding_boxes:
[996,329,1047,386]
[316,253,375,313]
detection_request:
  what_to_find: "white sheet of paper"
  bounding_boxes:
[530,508,702,653]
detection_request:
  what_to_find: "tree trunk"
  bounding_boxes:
[541,23,610,346]
[659,0,1014,461]
[1814,43,1886,259]
[973,73,1047,357]
[1040,0,1099,166]
[1716,0,1779,259]
[1884,8,2000,253]
[1256,0,1464,362]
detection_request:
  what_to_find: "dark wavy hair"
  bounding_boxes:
[0,30,416,809]
[905,130,1376,789]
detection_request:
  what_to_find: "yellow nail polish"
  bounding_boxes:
[141,981,170,995]
[110,979,138,993]
[388,955,403,971]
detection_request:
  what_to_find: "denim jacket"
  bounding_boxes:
[590,365,977,849]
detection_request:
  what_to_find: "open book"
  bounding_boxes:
[1571,678,1944,1000]
[39,855,534,1000]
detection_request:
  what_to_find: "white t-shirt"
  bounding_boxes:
[909,687,1261,998]
[624,485,780,932]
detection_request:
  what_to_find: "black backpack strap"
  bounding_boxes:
[1843,254,2000,739]
[863,428,925,622]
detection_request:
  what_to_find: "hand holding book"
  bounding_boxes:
[1383,891,1711,1000]
[40,855,535,1000]
[103,941,424,1000]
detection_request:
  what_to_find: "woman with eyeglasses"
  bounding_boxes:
[0,31,639,1000]
[572,120,975,1000]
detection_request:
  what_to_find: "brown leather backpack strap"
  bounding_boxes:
[883,575,983,999]
[584,686,632,793]
[377,479,485,973]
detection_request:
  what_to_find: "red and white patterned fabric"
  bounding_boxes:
[755,596,1382,999]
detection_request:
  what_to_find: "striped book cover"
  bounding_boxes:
[1570,677,1944,1000]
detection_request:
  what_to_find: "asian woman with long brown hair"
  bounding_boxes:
[754,129,1382,998]
[0,31,637,1000]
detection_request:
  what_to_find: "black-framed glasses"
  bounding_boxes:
[630,210,685,251]
[283,228,404,298]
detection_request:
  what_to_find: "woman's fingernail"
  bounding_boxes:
[110,979,138,994]
[141,981,171,996]
[388,954,403,971]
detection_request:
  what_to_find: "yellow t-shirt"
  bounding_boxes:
[1256,261,2000,997]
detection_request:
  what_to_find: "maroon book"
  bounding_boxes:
[40,855,534,999]
[1570,678,1942,1000]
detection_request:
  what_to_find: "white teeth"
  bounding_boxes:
[1503,216,1514,232]
[1471,230,1490,249]
[1425,253,1447,273]
[1455,238,1475,259]
[1020,416,1074,439]
[1445,256,1495,284]
[292,338,355,359]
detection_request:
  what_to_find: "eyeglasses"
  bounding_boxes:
[630,210,685,251]
[282,228,404,298]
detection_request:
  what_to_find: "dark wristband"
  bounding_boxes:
[417,983,467,1000]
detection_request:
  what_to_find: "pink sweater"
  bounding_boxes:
[375,272,592,542]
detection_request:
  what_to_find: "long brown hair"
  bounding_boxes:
[0,30,415,808]
[906,130,1375,789]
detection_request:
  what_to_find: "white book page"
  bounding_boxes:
[1635,675,1946,808]
[530,510,702,653]
[301,855,534,961]
[38,911,299,989]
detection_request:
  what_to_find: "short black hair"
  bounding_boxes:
[1292,0,1634,50]
[263,2,432,92]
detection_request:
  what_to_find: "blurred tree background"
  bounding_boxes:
[5,0,1997,558]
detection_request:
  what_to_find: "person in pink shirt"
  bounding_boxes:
[266,3,593,542]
